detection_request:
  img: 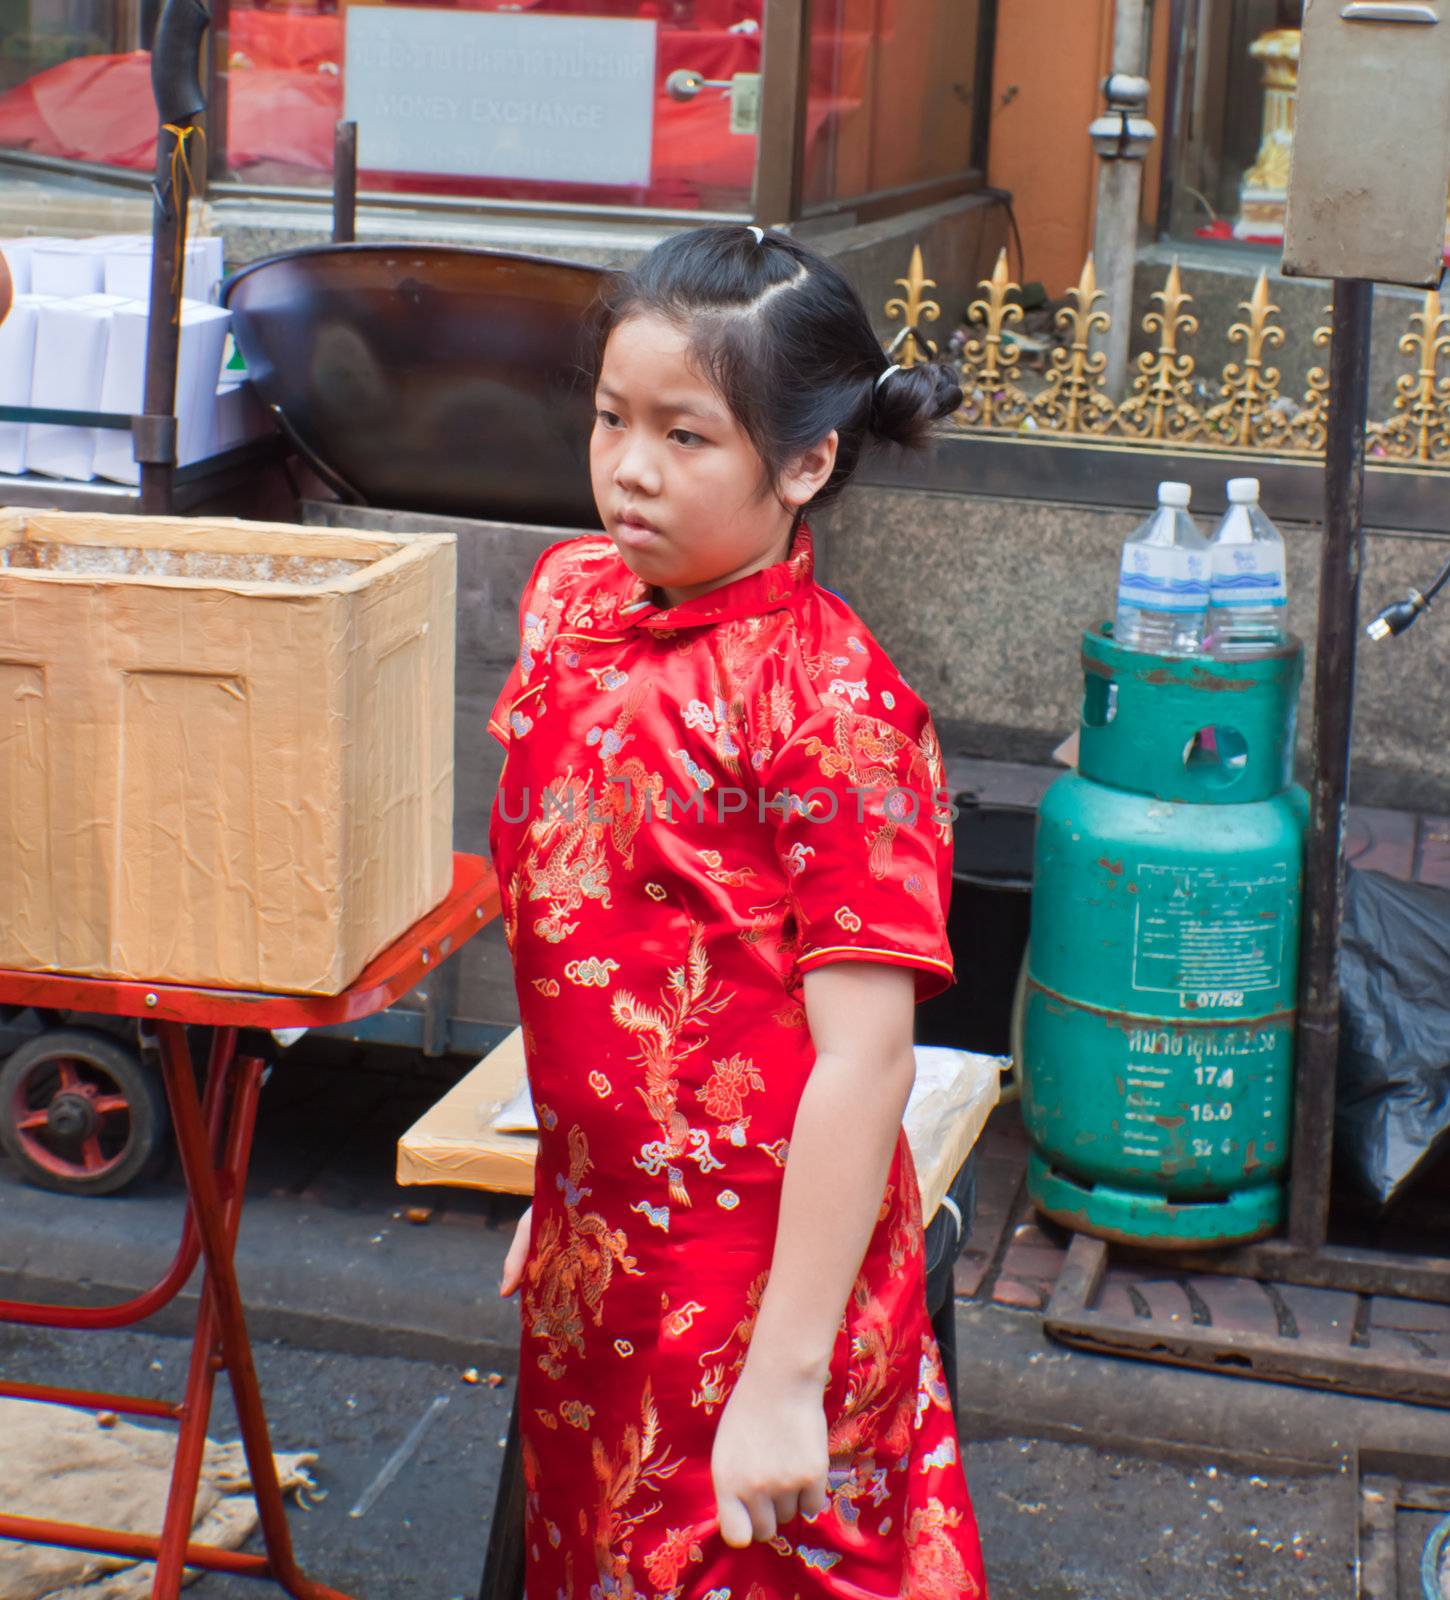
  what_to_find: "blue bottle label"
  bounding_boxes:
[1118,545,1210,613]
[1210,544,1287,607]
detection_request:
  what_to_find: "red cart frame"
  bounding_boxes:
[0,852,500,1600]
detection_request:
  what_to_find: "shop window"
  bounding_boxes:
[803,0,990,215]
[0,0,995,223]
[1160,0,1303,248]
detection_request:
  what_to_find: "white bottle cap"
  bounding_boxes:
[1226,477,1260,503]
[1157,481,1191,508]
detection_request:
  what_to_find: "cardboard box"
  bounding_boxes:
[27,295,132,480]
[0,510,456,994]
[0,294,47,474]
[103,237,224,305]
[29,237,142,297]
[94,300,232,484]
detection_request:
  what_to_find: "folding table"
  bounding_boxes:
[0,852,500,1600]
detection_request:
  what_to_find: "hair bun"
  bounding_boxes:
[869,360,963,449]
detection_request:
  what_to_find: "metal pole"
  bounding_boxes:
[140,0,210,517]
[333,120,358,244]
[1288,276,1373,1252]
[1090,0,1154,397]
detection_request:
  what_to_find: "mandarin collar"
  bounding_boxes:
[620,524,814,632]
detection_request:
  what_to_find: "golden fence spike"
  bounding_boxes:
[1205,266,1286,449]
[883,243,942,369]
[956,246,1029,430]
[1376,286,1450,464]
[1113,256,1201,444]
[1033,252,1113,435]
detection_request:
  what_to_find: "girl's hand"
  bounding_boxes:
[499,1205,532,1297]
[710,1365,830,1547]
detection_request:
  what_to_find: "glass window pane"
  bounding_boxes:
[0,1,762,213]
[1165,0,1301,247]
[804,0,982,210]
[230,0,761,209]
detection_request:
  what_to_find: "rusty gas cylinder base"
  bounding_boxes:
[1027,1152,1282,1250]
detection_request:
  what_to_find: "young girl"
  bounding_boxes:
[490,225,987,1600]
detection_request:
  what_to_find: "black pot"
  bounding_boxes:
[223,244,607,528]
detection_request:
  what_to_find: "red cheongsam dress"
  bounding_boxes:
[488,525,987,1600]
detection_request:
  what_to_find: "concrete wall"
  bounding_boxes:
[819,484,1450,814]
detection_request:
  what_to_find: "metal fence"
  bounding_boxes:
[887,246,1450,470]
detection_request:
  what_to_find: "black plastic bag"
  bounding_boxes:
[1336,867,1450,1208]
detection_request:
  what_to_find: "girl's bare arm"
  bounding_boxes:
[710,961,917,1546]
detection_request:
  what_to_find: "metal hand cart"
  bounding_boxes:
[0,853,500,1600]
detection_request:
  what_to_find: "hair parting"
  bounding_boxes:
[587,225,963,515]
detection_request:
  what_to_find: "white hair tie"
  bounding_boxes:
[875,363,903,391]
[747,225,765,245]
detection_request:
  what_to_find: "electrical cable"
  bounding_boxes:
[978,185,1026,291]
[1366,551,1450,641]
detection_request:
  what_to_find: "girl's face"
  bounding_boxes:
[590,313,834,606]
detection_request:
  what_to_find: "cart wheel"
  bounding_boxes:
[0,1029,170,1196]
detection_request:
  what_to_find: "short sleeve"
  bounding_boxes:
[487,542,571,746]
[487,656,527,747]
[768,703,955,1002]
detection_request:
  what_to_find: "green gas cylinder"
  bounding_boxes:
[1022,626,1307,1247]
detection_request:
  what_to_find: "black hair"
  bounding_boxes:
[588,225,962,515]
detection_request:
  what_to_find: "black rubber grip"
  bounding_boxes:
[151,0,210,126]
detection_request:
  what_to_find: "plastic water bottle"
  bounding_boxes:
[1114,481,1210,656]
[1205,477,1288,657]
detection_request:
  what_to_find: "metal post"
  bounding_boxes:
[753,0,810,226]
[333,120,358,244]
[1090,0,1154,398]
[139,120,191,516]
[140,0,210,517]
[1287,277,1374,1251]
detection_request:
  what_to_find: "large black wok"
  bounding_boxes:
[222,245,607,527]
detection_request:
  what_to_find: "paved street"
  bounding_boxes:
[0,1041,1430,1597]
[0,1320,1358,1599]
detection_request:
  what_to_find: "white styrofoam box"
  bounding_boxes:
[0,239,62,296]
[30,236,149,298]
[94,299,232,484]
[30,239,106,297]
[28,295,133,480]
[103,236,225,306]
[0,294,50,474]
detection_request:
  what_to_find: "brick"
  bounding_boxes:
[1345,805,1416,882]
[953,1250,994,1299]
[992,1275,1048,1311]
[1010,1220,1066,1251]
[1370,1294,1450,1333]
[1094,1280,1148,1323]
[1185,1275,1282,1338]
[1123,1277,1194,1326]
[1273,1284,1359,1348]
[998,1241,1069,1285]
